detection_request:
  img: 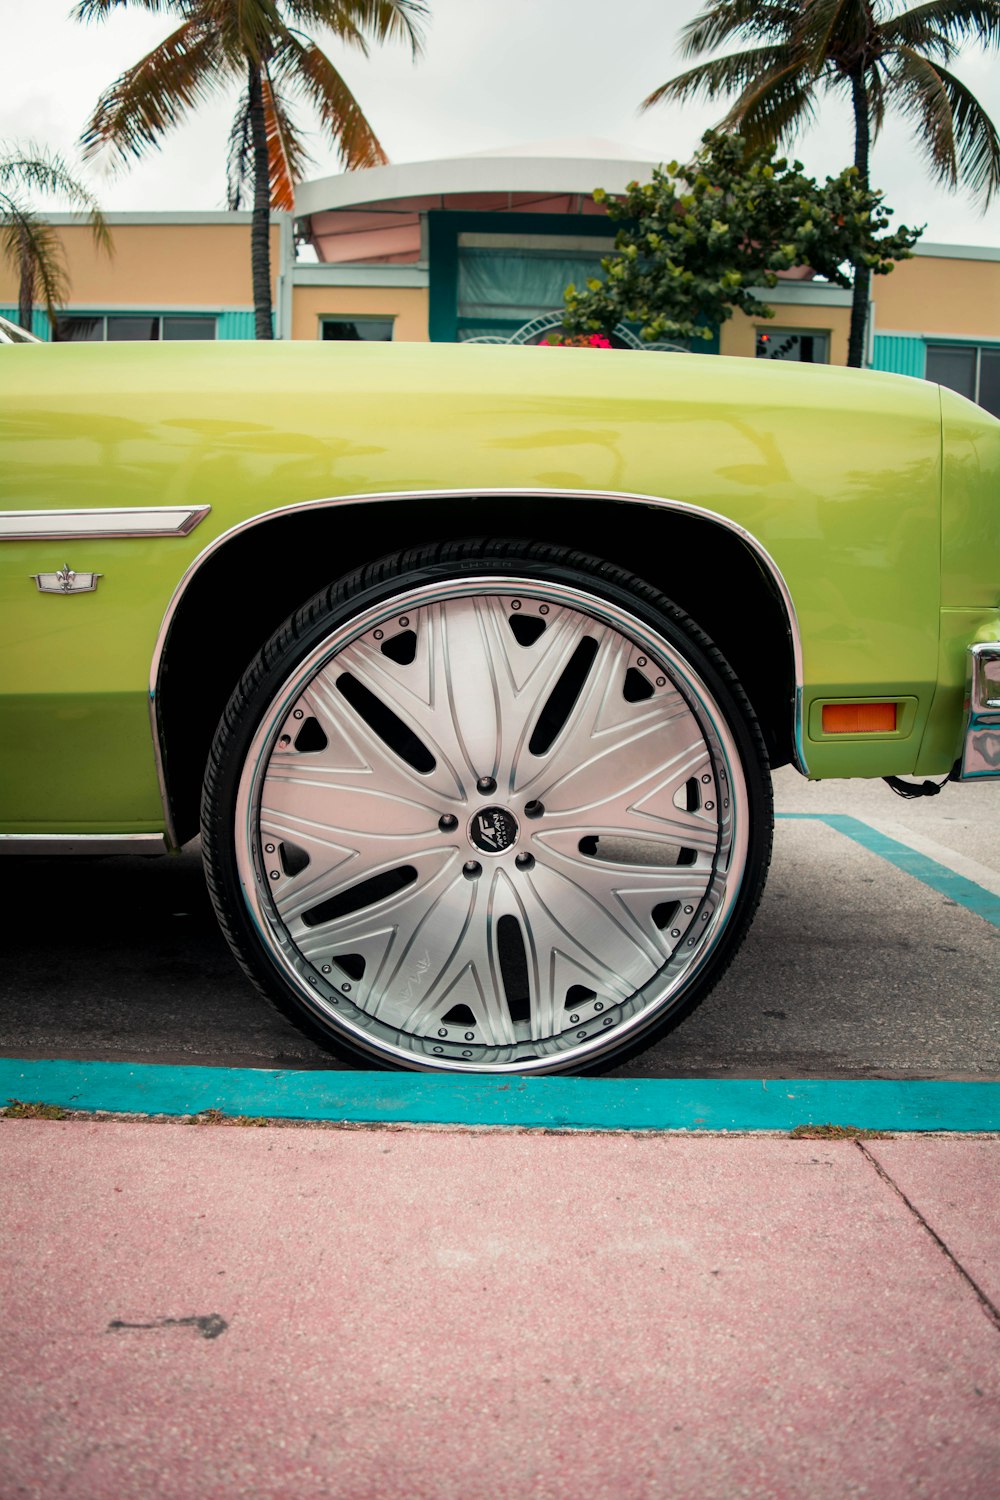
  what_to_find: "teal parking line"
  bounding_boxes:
[1,1060,998,1132]
[777,812,1000,928]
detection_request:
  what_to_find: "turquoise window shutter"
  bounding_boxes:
[870,334,926,379]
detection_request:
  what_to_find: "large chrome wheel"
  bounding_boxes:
[203,541,772,1073]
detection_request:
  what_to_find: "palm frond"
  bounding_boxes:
[262,67,312,210]
[71,0,183,19]
[718,60,819,147]
[0,209,69,329]
[643,45,794,110]
[880,0,1000,53]
[868,60,889,136]
[795,0,865,73]
[680,1,801,58]
[0,144,112,255]
[80,19,224,163]
[281,1,428,58]
[888,46,1000,200]
[226,90,253,209]
[286,7,371,58]
[275,33,387,168]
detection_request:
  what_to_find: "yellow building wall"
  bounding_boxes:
[870,255,1000,338]
[720,302,853,364]
[0,221,280,307]
[291,285,429,341]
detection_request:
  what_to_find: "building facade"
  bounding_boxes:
[1,144,997,419]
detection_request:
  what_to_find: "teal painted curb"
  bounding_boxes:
[2,1060,998,1132]
[777,812,1000,927]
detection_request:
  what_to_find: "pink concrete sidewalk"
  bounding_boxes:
[2,1120,998,1499]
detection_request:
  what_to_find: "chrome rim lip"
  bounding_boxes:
[234,574,750,1073]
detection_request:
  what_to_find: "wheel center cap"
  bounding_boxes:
[469,806,519,855]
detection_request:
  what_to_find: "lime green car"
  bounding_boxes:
[2,329,998,1073]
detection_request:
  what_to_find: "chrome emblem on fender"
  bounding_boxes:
[32,564,102,595]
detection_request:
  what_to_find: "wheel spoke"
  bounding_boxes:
[391,867,523,1048]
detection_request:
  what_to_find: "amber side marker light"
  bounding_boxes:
[822,703,898,734]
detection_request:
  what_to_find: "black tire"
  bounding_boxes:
[202,539,773,1073]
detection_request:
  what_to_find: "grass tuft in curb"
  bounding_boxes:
[3,1098,69,1120]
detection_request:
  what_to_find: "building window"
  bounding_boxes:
[321,317,394,341]
[756,329,829,363]
[926,343,1000,419]
[55,314,216,341]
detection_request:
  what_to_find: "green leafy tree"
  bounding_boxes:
[75,0,428,339]
[1,143,110,335]
[562,132,920,351]
[643,0,1000,365]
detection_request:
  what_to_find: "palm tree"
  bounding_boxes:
[643,0,1000,365]
[74,0,428,339]
[1,144,110,335]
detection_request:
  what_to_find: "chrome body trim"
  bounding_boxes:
[0,506,211,540]
[960,642,1000,780]
[148,487,809,845]
[0,833,169,856]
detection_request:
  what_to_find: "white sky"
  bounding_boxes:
[4,0,1000,247]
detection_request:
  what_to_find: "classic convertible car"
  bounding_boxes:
[2,324,998,1074]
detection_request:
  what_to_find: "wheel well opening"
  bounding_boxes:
[157,495,796,844]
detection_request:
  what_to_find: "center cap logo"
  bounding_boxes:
[469,806,519,855]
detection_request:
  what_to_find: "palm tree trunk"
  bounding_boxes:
[847,70,872,369]
[248,64,274,340]
[17,230,33,334]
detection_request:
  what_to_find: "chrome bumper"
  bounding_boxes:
[960,642,1000,779]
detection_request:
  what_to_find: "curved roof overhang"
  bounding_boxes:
[295,145,662,265]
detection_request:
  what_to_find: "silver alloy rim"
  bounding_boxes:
[234,576,750,1072]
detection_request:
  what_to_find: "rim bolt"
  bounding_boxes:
[476,775,497,795]
[515,852,535,870]
[438,813,458,832]
[524,800,544,819]
[463,860,482,880]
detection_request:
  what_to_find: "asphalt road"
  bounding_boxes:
[2,770,997,1079]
